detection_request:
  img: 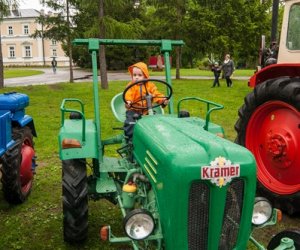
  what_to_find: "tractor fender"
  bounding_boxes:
[12,115,37,137]
[249,63,300,87]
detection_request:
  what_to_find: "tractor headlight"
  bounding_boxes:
[123,209,155,240]
[252,197,273,226]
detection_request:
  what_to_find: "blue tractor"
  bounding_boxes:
[0,92,37,204]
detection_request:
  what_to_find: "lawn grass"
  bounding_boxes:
[4,68,44,78]
[0,79,292,249]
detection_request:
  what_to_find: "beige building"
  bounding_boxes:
[0,9,69,67]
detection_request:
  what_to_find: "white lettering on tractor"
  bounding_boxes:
[201,157,240,187]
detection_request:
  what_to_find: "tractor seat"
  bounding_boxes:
[111,93,164,123]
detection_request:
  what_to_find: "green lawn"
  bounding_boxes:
[0,79,289,249]
[4,68,44,78]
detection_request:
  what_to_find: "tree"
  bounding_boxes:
[72,0,147,88]
[69,0,274,70]
[0,0,18,88]
[144,0,187,78]
[144,0,274,68]
[0,29,5,88]
[98,0,108,89]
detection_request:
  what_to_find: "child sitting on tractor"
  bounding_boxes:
[123,62,169,140]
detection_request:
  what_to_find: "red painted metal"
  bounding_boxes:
[20,143,35,193]
[245,101,300,194]
[148,55,172,68]
[248,63,300,87]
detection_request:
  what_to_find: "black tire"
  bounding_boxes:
[62,159,88,243]
[235,77,300,215]
[1,126,35,204]
[267,229,300,250]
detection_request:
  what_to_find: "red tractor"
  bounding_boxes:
[235,0,300,215]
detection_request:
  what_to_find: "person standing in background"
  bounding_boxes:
[211,62,221,87]
[51,58,57,74]
[221,54,234,87]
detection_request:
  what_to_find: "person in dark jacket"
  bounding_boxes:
[211,62,221,87]
[51,58,57,74]
[221,54,234,87]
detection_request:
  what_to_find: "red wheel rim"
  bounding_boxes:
[246,101,300,194]
[20,138,35,194]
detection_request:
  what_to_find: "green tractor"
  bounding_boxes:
[58,39,295,249]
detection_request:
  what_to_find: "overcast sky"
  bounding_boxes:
[19,0,51,11]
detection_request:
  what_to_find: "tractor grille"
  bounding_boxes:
[188,179,244,250]
[218,179,244,250]
[188,182,209,250]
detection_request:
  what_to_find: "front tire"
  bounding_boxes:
[267,229,300,250]
[1,126,35,204]
[235,77,300,214]
[62,159,88,243]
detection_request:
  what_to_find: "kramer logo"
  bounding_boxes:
[201,156,240,187]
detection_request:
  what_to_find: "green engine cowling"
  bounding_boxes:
[133,115,257,250]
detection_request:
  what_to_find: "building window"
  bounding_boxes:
[52,49,57,57]
[9,46,15,58]
[24,46,31,57]
[8,26,13,35]
[52,40,57,45]
[23,25,29,35]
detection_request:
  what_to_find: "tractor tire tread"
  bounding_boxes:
[62,159,88,243]
[235,77,300,215]
[1,126,34,204]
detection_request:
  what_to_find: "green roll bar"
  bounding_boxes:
[177,97,224,131]
[72,38,184,162]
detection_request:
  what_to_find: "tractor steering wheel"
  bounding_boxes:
[122,79,173,111]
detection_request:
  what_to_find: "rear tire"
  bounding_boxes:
[62,159,88,243]
[235,77,300,215]
[1,126,35,204]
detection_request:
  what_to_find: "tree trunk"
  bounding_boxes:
[99,0,108,89]
[66,0,74,83]
[68,38,74,83]
[0,33,4,88]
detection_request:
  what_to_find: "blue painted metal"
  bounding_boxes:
[0,110,14,157]
[0,92,36,158]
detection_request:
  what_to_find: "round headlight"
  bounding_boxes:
[123,209,155,240]
[252,197,273,226]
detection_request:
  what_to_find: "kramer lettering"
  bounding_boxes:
[201,157,241,187]
[202,165,240,179]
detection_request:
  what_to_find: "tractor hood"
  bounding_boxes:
[133,115,255,169]
[132,115,257,250]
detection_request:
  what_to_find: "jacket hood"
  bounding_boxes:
[128,62,149,79]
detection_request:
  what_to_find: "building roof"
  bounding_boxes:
[5,9,40,19]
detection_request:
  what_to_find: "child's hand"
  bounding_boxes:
[161,98,169,108]
[125,101,132,109]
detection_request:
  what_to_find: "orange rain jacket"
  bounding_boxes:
[125,62,165,113]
